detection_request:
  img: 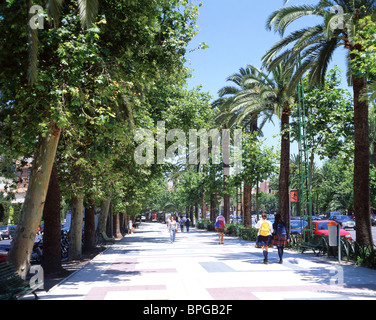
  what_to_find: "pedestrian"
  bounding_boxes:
[272,213,290,264]
[179,217,185,232]
[128,219,133,234]
[215,214,227,244]
[185,218,190,232]
[255,213,273,264]
[167,216,178,243]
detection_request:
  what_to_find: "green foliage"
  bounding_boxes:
[163,86,214,131]
[228,132,278,189]
[291,67,354,161]
[0,201,11,225]
[319,158,354,212]
[0,0,203,220]
[257,191,279,214]
[351,16,376,80]
[351,16,376,107]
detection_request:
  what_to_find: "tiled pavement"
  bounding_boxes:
[32,222,376,300]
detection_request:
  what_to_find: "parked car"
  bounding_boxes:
[311,220,352,240]
[329,215,356,230]
[328,211,342,216]
[0,242,10,263]
[371,215,376,226]
[0,225,12,240]
[8,225,17,238]
[0,249,7,263]
[267,214,275,223]
[290,219,308,234]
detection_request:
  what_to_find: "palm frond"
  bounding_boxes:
[46,0,64,27]
[262,26,322,67]
[266,5,318,36]
[307,37,340,86]
[218,86,240,97]
[77,0,98,29]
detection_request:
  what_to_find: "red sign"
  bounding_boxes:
[290,190,299,203]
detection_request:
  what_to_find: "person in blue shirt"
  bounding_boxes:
[185,218,190,232]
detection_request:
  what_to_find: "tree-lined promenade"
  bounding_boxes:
[0,0,375,279]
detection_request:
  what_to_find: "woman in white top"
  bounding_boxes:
[255,213,274,264]
[128,220,133,234]
[167,216,178,243]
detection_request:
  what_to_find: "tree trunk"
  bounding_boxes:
[83,199,96,253]
[223,164,230,223]
[41,161,62,275]
[69,193,84,260]
[113,212,122,240]
[279,108,290,227]
[195,202,199,223]
[121,212,127,231]
[105,202,114,237]
[201,190,206,220]
[255,182,260,217]
[189,206,194,222]
[245,114,258,228]
[210,193,216,222]
[97,199,111,236]
[353,76,373,245]
[7,122,61,277]
[243,184,252,228]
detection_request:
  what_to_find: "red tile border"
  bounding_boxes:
[84,285,167,300]
[207,285,333,300]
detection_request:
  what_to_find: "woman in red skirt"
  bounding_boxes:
[272,214,290,264]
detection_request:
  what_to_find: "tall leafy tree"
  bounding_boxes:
[1,0,200,274]
[27,0,99,84]
[228,132,278,221]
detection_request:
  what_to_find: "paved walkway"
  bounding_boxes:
[32,222,376,300]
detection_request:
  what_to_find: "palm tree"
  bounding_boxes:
[214,61,298,226]
[263,0,374,245]
[213,66,272,228]
[214,66,275,131]
[27,0,99,84]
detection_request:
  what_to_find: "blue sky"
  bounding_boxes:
[185,0,350,163]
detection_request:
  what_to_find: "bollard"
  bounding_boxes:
[327,221,341,264]
[328,221,338,246]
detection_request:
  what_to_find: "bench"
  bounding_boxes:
[0,262,40,300]
[300,242,323,256]
[300,235,328,256]
[100,232,115,244]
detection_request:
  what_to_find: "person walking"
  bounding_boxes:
[185,218,190,232]
[167,216,178,243]
[255,213,273,264]
[272,213,290,264]
[215,214,227,244]
[179,217,185,232]
[128,220,133,234]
